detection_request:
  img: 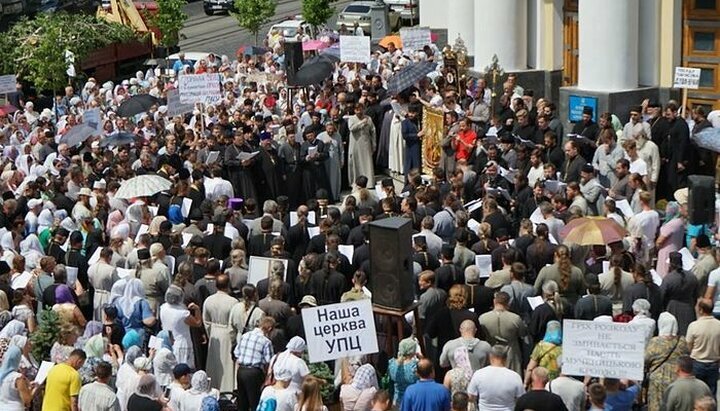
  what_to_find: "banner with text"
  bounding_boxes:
[562,320,647,380]
[673,67,701,89]
[302,299,378,363]
[0,75,16,95]
[167,89,195,117]
[178,73,222,104]
[400,27,432,51]
[340,35,371,64]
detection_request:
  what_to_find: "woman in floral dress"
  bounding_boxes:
[644,312,689,411]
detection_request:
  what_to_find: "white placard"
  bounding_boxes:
[178,73,222,104]
[475,255,492,278]
[116,268,135,279]
[338,244,354,262]
[0,74,17,94]
[302,299,378,363]
[562,319,646,380]
[399,27,432,51]
[248,256,289,286]
[340,35,371,63]
[166,88,195,117]
[290,211,316,226]
[66,266,78,287]
[673,67,702,89]
[34,361,54,384]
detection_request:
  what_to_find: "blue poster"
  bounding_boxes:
[568,95,598,122]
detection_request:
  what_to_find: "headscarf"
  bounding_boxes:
[135,374,161,399]
[543,320,563,345]
[0,320,26,339]
[664,201,680,224]
[122,329,142,350]
[124,345,142,365]
[37,209,53,233]
[0,232,15,252]
[60,217,76,232]
[286,336,306,353]
[0,345,21,384]
[190,370,212,393]
[397,337,417,357]
[110,223,131,241]
[632,299,651,317]
[148,216,167,236]
[452,346,473,381]
[110,278,128,304]
[157,330,173,350]
[201,397,221,411]
[117,278,145,316]
[106,210,124,237]
[15,155,31,176]
[168,206,184,225]
[658,312,679,337]
[165,285,184,306]
[134,356,152,372]
[9,335,27,352]
[350,364,378,391]
[55,285,75,304]
[84,334,106,358]
[20,234,44,269]
[83,321,104,340]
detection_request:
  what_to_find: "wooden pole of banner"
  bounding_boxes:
[199,102,205,136]
[681,88,688,119]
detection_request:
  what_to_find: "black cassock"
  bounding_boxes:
[257,144,282,204]
[224,143,257,201]
[299,138,329,202]
[279,142,302,208]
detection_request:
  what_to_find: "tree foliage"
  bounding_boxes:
[302,0,335,31]
[149,0,188,47]
[30,309,60,362]
[232,0,276,45]
[0,12,137,92]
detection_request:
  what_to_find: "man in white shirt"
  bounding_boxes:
[624,139,648,178]
[627,191,659,265]
[622,105,652,145]
[546,357,585,411]
[467,345,524,411]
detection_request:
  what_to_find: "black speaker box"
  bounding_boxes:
[284,41,304,87]
[369,217,414,310]
[688,175,715,225]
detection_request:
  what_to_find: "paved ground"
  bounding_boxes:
[179,0,355,58]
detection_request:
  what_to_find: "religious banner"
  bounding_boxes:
[178,73,222,104]
[422,107,443,175]
[302,299,378,363]
[400,27,432,51]
[562,320,647,380]
[673,67,701,89]
[339,35,371,64]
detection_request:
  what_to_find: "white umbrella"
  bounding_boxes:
[114,175,172,199]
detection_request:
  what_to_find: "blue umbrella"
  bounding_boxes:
[99,132,136,148]
[59,124,96,146]
[693,127,720,153]
[386,61,437,96]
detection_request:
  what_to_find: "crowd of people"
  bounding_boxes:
[0,18,717,411]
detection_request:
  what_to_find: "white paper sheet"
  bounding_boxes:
[148,206,159,217]
[290,211,316,226]
[181,198,193,218]
[307,226,320,238]
[650,269,663,286]
[66,266,78,286]
[87,247,102,266]
[11,271,32,290]
[467,218,480,234]
[206,151,220,165]
[615,199,634,217]
[475,255,492,278]
[527,295,545,310]
[149,335,164,350]
[237,151,259,161]
[602,260,610,273]
[182,233,193,247]
[338,244,354,262]
[34,361,55,384]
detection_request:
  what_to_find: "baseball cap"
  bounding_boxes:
[299,295,317,307]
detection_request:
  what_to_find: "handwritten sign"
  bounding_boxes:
[167,88,195,117]
[400,27,432,51]
[0,74,17,94]
[340,35,371,63]
[178,73,222,104]
[673,67,701,89]
[562,320,646,380]
[302,299,378,363]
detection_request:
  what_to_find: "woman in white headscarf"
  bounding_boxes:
[36,209,53,235]
[629,298,656,343]
[179,370,219,411]
[273,336,310,394]
[19,234,44,271]
[13,155,32,178]
[114,278,156,338]
[340,363,378,411]
[0,232,18,267]
[644,312,689,411]
[151,330,177,389]
[116,345,142,411]
[159,285,199,368]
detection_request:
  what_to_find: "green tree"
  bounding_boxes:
[151,0,188,48]
[302,0,335,33]
[232,0,277,45]
[30,309,60,362]
[0,12,137,92]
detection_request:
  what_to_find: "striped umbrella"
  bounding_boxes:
[386,61,437,96]
[559,217,627,245]
[115,175,172,199]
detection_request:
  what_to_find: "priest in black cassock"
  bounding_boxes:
[256,131,282,204]
[224,126,257,201]
[299,128,329,203]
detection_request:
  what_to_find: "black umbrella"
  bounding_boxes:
[290,61,334,87]
[386,61,437,96]
[99,132,137,148]
[301,53,340,68]
[116,94,161,118]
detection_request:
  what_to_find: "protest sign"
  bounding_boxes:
[673,67,701,89]
[562,319,646,380]
[167,88,195,117]
[248,256,289,286]
[0,74,16,94]
[340,35,371,63]
[400,27,432,51]
[302,299,378,363]
[178,73,222,104]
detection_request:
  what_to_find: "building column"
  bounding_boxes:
[530,0,564,70]
[578,0,639,91]
[418,0,447,30]
[659,0,682,88]
[446,0,475,57]
[473,0,527,71]
[639,0,661,86]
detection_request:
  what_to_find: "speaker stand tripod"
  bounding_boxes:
[372,303,425,356]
